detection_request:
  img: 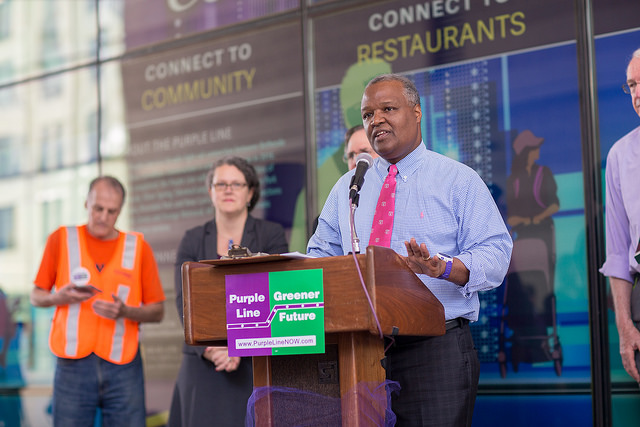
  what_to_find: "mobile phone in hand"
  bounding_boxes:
[73,284,102,295]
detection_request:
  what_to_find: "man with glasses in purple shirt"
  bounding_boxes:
[601,47,640,384]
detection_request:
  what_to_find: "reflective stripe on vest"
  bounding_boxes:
[110,284,131,363]
[65,226,81,357]
[122,233,137,270]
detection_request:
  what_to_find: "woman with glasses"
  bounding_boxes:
[168,156,289,427]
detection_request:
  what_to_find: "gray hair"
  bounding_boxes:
[88,176,126,206]
[626,48,640,73]
[365,73,421,108]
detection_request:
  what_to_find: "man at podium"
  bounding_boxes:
[308,74,512,426]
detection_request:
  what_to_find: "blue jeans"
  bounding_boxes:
[52,351,145,427]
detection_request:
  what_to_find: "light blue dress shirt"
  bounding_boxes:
[307,143,513,322]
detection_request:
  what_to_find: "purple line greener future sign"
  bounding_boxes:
[225,269,325,357]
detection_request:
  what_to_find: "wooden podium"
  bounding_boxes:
[181,245,445,426]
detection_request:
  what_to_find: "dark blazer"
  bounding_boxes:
[174,215,289,352]
[169,215,288,427]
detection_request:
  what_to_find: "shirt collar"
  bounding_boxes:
[374,142,427,181]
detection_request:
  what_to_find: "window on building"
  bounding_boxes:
[40,0,61,71]
[0,61,14,91]
[0,206,15,250]
[0,136,18,177]
[0,0,11,40]
[41,199,62,244]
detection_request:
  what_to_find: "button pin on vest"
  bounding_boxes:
[70,266,101,294]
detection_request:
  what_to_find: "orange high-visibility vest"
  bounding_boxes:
[49,226,143,364]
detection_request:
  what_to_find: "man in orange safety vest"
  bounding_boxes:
[31,176,165,426]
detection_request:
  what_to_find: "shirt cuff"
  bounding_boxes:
[455,253,476,298]
[600,255,634,283]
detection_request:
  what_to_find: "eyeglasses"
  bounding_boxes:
[343,149,374,164]
[212,182,248,191]
[622,81,638,94]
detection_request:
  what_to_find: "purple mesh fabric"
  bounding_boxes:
[245,380,400,426]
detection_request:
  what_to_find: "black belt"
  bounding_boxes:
[445,317,469,331]
[386,318,469,347]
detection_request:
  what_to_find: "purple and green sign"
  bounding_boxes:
[225,269,325,357]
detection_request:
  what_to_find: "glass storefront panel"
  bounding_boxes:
[116,0,300,53]
[0,66,101,425]
[593,0,640,424]
[98,0,126,61]
[0,0,97,83]
[107,19,308,405]
[312,1,592,425]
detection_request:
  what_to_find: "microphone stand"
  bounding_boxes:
[349,193,361,254]
[347,152,373,255]
[349,186,384,339]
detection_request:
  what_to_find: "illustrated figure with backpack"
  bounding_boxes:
[500,130,562,375]
[506,130,560,279]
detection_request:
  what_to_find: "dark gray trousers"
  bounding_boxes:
[384,322,480,427]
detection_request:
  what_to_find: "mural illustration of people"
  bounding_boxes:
[500,130,562,376]
[0,287,24,425]
[0,288,17,370]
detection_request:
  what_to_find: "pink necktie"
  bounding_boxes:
[370,164,398,247]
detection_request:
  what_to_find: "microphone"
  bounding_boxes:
[349,153,373,201]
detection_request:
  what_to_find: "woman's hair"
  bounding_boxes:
[205,156,260,212]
